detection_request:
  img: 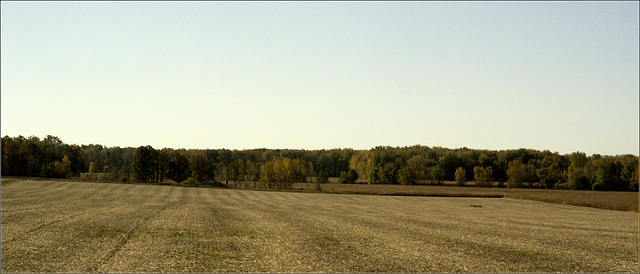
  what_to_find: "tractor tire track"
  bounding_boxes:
[1,203,123,245]
[86,203,172,272]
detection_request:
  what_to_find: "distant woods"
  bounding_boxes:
[2,135,638,191]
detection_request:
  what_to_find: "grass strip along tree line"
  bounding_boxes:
[2,135,638,191]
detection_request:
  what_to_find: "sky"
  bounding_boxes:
[1,1,639,156]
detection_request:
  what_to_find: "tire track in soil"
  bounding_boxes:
[1,197,130,244]
[1,212,86,244]
[79,183,121,200]
[86,203,171,273]
[97,186,223,272]
[300,195,637,272]
[87,186,180,272]
[239,192,425,272]
[225,193,352,272]
[0,202,125,245]
[276,195,507,272]
[7,180,68,197]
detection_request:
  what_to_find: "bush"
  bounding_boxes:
[182,177,200,186]
[592,182,605,191]
[159,179,177,186]
[339,169,359,184]
[553,182,571,190]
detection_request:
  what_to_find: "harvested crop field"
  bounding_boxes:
[296,182,640,212]
[2,180,638,273]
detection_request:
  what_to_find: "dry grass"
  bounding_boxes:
[1,179,638,273]
[291,182,639,212]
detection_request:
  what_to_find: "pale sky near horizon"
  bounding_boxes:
[2,1,639,156]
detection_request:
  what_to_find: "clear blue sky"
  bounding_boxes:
[2,1,638,156]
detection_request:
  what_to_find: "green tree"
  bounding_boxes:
[340,168,360,184]
[396,167,415,185]
[190,153,213,183]
[455,167,466,186]
[316,170,328,190]
[347,169,358,183]
[227,159,245,188]
[40,155,71,178]
[564,151,595,190]
[168,153,190,183]
[594,160,624,191]
[120,164,131,182]
[131,146,156,184]
[620,156,639,191]
[155,150,170,183]
[426,165,444,185]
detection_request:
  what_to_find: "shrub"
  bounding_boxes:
[553,182,571,190]
[182,177,200,187]
[592,182,605,191]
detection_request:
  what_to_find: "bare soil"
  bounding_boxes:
[2,179,638,272]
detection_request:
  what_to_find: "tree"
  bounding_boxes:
[426,165,444,185]
[226,159,245,188]
[347,169,358,183]
[89,161,96,180]
[155,150,170,183]
[60,155,71,178]
[316,170,328,190]
[260,158,297,189]
[190,153,213,183]
[474,166,493,187]
[168,153,190,183]
[341,169,360,184]
[260,160,276,188]
[396,167,414,185]
[506,159,526,188]
[41,155,71,178]
[455,167,466,186]
[131,146,156,184]
[566,165,587,190]
[594,160,624,191]
[537,165,564,189]
[620,156,639,191]
[120,164,131,182]
[564,151,596,190]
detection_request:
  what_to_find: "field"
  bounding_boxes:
[296,182,640,212]
[1,179,638,273]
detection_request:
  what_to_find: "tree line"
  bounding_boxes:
[2,135,638,191]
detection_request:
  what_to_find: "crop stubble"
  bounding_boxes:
[1,180,638,273]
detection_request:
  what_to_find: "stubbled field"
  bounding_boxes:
[1,180,638,273]
[295,182,640,212]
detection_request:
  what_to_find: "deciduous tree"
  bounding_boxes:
[455,167,466,186]
[506,159,526,188]
[474,166,493,187]
[132,146,155,184]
